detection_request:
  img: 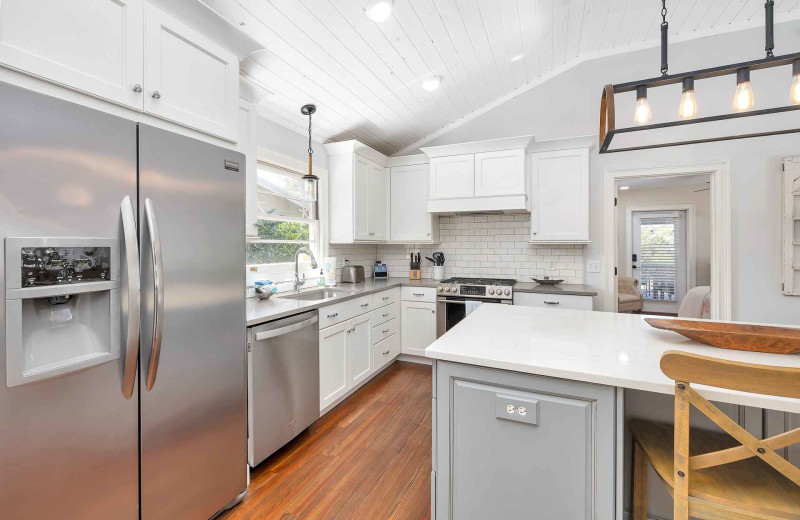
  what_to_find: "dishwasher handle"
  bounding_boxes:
[255,315,319,341]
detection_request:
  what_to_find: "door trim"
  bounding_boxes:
[603,162,731,320]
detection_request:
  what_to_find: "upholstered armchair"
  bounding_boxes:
[618,276,643,313]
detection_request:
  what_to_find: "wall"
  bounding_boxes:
[376,215,584,283]
[617,183,712,287]
[408,22,800,326]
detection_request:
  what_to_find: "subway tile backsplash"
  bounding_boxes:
[329,215,584,284]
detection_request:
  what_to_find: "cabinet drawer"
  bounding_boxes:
[370,301,398,327]
[372,332,399,371]
[319,294,373,329]
[372,317,399,346]
[401,286,437,303]
[513,292,593,310]
[373,288,400,308]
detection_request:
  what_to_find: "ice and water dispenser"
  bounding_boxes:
[5,238,120,386]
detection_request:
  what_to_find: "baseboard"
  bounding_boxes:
[397,354,432,365]
[622,509,669,520]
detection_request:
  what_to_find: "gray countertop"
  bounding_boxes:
[246,278,438,327]
[247,278,598,327]
[514,282,598,296]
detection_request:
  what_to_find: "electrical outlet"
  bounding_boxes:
[546,260,557,271]
[587,261,601,273]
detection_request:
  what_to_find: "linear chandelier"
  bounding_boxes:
[599,0,800,154]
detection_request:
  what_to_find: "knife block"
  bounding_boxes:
[409,269,420,280]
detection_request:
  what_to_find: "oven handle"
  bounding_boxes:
[438,298,512,305]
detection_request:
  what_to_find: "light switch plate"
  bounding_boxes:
[587,261,601,273]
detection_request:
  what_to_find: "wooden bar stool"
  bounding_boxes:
[630,350,800,520]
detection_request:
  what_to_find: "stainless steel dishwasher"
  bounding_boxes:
[247,310,320,467]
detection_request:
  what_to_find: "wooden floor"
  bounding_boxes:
[219,361,432,520]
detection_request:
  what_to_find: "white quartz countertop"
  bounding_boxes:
[425,305,800,413]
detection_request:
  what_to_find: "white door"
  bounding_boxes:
[401,301,437,356]
[530,149,590,242]
[631,211,687,314]
[475,149,525,196]
[391,164,432,241]
[144,4,238,141]
[0,0,144,109]
[429,155,475,199]
[368,160,386,240]
[348,314,372,387]
[353,155,371,240]
[319,321,349,410]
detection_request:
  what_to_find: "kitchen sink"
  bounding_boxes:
[279,289,355,301]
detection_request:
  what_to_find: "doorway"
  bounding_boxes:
[603,163,731,320]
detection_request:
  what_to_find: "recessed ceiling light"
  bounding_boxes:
[239,21,246,26]
[510,54,524,62]
[619,185,630,190]
[365,0,393,22]
[422,76,441,92]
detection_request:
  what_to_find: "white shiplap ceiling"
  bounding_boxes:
[208,0,800,156]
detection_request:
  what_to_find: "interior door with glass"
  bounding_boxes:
[631,211,687,314]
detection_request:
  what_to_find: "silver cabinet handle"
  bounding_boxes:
[431,309,435,313]
[144,198,165,392]
[120,196,140,399]
[382,296,389,300]
[254,315,318,340]
[361,303,369,307]
[382,329,390,333]
[151,90,161,99]
[382,312,389,317]
[413,292,425,296]
[383,349,390,355]
[132,84,143,93]
[544,301,560,305]
[327,312,338,318]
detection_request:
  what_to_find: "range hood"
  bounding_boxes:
[421,136,534,214]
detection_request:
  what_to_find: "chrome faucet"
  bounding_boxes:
[293,246,318,292]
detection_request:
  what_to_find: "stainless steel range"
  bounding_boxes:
[437,277,516,336]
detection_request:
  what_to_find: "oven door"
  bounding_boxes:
[436,297,511,337]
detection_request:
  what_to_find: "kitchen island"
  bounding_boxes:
[425,305,800,520]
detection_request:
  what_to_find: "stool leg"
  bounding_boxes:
[632,440,648,520]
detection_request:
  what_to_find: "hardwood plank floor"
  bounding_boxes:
[218,361,432,520]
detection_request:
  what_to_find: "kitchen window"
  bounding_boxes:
[247,162,320,275]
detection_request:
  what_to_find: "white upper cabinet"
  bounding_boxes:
[0,0,144,109]
[429,155,475,199]
[475,149,526,197]
[389,159,438,243]
[144,5,238,141]
[530,148,590,244]
[423,136,533,213]
[325,140,388,243]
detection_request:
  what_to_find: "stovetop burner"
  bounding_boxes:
[441,277,517,287]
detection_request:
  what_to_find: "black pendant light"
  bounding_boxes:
[301,104,319,219]
[600,0,800,153]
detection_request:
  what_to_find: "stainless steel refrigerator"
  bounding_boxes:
[0,82,247,519]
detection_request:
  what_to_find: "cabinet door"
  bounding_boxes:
[368,160,386,240]
[319,321,349,410]
[401,301,437,356]
[391,164,433,241]
[474,149,526,197]
[144,4,238,141]
[430,155,475,199]
[530,148,590,243]
[348,314,372,387]
[0,0,144,109]
[353,155,371,241]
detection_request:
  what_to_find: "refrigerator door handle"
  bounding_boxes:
[121,196,141,399]
[144,198,165,392]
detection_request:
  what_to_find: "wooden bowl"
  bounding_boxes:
[532,278,564,285]
[645,318,800,355]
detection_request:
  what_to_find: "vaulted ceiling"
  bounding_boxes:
[207,0,800,156]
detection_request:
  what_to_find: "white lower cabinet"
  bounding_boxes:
[348,314,372,387]
[319,321,349,410]
[513,292,594,310]
[372,333,400,372]
[401,301,437,356]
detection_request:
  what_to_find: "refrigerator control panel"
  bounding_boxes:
[21,246,110,287]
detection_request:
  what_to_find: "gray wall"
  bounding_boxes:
[403,23,800,325]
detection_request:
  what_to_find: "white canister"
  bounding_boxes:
[433,265,446,280]
[323,257,337,286]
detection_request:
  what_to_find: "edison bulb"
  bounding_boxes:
[791,74,800,105]
[678,90,697,119]
[733,81,755,112]
[634,97,652,125]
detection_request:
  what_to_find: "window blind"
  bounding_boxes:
[639,215,681,301]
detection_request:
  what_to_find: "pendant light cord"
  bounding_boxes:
[660,0,668,76]
[307,112,313,159]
